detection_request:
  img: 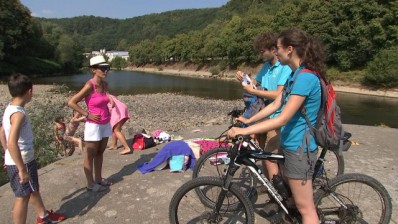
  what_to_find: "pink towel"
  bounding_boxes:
[152,129,163,138]
[109,95,130,130]
[193,139,230,155]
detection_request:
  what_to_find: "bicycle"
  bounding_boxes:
[192,109,349,210]
[169,133,392,223]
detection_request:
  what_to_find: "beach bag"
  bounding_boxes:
[132,133,156,150]
[291,69,345,154]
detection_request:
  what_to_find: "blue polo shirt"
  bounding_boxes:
[255,60,291,118]
[280,67,321,152]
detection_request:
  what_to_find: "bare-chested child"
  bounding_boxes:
[54,110,85,156]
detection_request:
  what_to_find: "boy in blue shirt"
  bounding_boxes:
[236,32,291,181]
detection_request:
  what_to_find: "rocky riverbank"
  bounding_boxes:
[0,84,243,135]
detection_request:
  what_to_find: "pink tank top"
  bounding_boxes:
[85,79,111,124]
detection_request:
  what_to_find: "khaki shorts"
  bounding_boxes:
[264,129,280,153]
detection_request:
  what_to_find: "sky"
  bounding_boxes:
[19,0,229,19]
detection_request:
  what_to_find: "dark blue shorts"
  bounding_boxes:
[6,160,40,197]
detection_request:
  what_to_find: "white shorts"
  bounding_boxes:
[84,122,112,141]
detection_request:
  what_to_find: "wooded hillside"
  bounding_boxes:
[1,0,397,87]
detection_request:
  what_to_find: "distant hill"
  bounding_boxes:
[39,8,221,51]
[36,0,285,51]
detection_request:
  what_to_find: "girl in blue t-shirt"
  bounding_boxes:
[229,28,326,224]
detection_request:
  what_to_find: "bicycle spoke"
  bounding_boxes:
[170,177,254,224]
[315,174,391,224]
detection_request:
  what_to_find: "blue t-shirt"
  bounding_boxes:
[280,67,321,152]
[255,61,291,118]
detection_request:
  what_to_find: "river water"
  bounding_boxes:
[34,70,398,128]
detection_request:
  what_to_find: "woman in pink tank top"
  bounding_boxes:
[68,55,114,192]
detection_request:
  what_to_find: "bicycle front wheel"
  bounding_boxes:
[192,147,257,206]
[314,173,392,224]
[169,176,255,224]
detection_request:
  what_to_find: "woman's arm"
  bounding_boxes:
[107,93,115,108]
[244,85,284,101]
[239,92,284,125]
[68,82,99,121]
[230,94,306,137]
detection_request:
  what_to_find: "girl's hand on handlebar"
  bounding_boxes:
[228,127,243,138]
[236,116,249,124]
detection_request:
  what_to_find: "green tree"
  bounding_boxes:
[0,0,35,75]
[129,39,155,65]
[271,0,398,70]
[364,49,398,88]
[55,34,84,72]
[116,39,130,51]
[111,56,128,70]
[0,0,33,60]
[201,20,226,60]
[218,16,247,68]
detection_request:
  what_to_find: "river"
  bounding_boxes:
[34,70,398,128]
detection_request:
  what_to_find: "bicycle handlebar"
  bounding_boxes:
[227,108,244,118]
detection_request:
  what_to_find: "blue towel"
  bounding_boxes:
[137,141,196,174]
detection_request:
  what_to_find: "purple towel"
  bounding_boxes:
[137,141,196,174]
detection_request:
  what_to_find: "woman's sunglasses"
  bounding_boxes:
[95,65,110,72]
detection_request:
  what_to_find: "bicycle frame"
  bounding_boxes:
[212,135,341,222]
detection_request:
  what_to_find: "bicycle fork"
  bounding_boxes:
[207,161,241,222]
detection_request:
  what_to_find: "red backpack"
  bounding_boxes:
[285,69,345,154]
[132,134,156,150]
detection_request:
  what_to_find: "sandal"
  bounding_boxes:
[97,178,113,186]
[86,183,107,192]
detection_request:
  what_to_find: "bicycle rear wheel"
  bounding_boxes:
[169,176,255,224]
[314,173,392,224]
[313,150,344,186]
[193,147,257,204]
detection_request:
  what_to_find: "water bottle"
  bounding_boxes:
[272,175,290,199]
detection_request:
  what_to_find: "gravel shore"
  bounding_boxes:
[0,84,243,134]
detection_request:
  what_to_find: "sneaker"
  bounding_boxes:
[36,210,66,224]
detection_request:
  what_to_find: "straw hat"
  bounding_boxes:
[89,55,109,66]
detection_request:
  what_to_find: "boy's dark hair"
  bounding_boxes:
[253,32,277,51]
[8,73,33,97]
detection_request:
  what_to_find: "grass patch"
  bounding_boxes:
[0,85,74,186]
[327,67,365,83]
